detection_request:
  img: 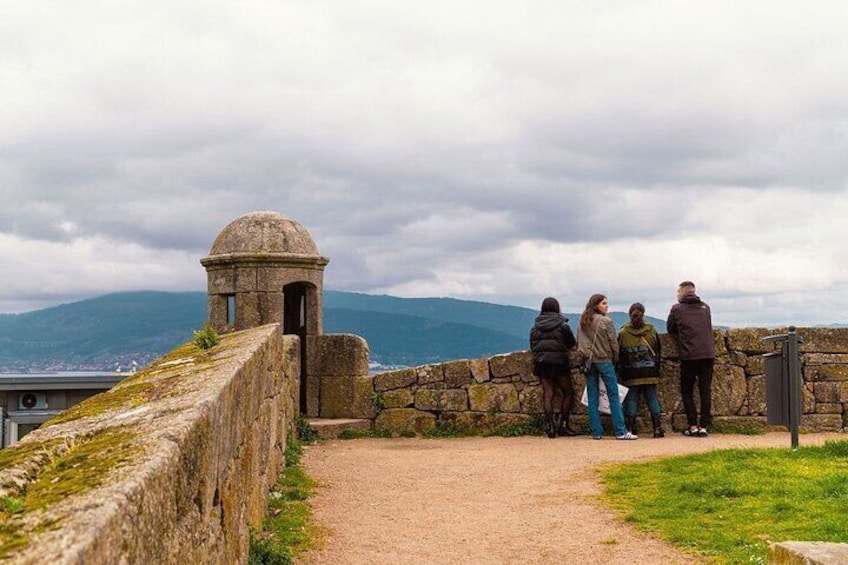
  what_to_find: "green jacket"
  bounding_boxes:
[617,322,661,386]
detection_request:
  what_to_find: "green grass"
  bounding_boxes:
[708,419,768,436]
[422,422,476,438]
[249,465,319,565]
[337,428,392,440]
[250,429,322,565]
[601,440,848,564]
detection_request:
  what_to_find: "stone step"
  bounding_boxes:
[307,418,372,439]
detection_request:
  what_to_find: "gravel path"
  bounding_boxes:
[300,432,843,565]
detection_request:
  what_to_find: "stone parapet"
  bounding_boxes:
[0,324,298,565]
[307,334,372,419]
[369,327,848,435]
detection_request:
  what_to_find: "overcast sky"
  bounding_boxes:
[2,1,847,327]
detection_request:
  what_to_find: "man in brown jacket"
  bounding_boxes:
[667,281,715,437]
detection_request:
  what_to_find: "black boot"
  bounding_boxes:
[651,413,665,438]
[545,415,556,439]
[556,413,579,437]
[625,416,637,435]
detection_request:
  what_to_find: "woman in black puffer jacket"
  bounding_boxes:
[530,297,578,438]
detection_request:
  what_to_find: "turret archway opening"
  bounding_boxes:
[283,281,314,413]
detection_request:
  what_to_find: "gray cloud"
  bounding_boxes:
[1,1,847,324]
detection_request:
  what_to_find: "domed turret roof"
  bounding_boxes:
[208,211,320,256]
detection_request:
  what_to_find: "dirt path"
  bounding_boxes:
[300,432,843,565]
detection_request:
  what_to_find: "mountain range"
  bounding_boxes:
[0,290,666,370]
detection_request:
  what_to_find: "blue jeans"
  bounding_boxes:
[586,362,627,437]
[623,384,662,417]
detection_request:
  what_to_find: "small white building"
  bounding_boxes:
[0,373,125,447]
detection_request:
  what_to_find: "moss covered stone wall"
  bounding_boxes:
[371,328,848,436]
[0,324,299,564]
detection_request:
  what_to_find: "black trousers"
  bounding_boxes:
[680,358,714,428]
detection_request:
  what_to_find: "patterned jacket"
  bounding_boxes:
[617,322,661,386]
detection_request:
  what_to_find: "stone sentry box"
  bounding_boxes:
[200,211,328,335]
[200,211,371,419]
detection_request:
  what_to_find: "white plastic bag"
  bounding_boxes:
[580,380,629,415]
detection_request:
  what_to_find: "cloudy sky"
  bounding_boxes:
[2,1,847,327]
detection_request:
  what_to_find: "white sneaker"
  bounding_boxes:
[616,432,638,440]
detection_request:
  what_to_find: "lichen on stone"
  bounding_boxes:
[24,428,138,511]
[44,336,241,428]
[0,427,139,558]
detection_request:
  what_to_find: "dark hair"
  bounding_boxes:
[629,302,645,315]
[679,281,696,289]
[540,297,560,314]
[580,294,606,331]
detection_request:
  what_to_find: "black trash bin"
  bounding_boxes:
[762,326,804,449]
[764,351,788,425]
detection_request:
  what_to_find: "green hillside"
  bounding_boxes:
[0,291,207,368]
[0,290,667,370]
[324,307,525,365]
[323,290,667,336]
[324,291,539,339]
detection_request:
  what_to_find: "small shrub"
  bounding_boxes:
[295,415,319,445]
[372,391,386,411]
[192,323,220,350]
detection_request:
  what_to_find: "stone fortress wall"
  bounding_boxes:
[363,328,848,436]
[0,325,298,564]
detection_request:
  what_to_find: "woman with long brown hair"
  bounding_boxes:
[577,294,636,440]
[530,297,577,438]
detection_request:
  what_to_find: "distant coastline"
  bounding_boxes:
[0,371,122,378]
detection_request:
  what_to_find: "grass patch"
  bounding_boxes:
[423,422,475,438]
[601,439,848,564]
[250,417,326,564]
[709,419,768,436]
[249,454,321,564]
[487,414,546,437]
[337,428,391,440]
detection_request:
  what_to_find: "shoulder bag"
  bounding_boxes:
[579,319,601,374]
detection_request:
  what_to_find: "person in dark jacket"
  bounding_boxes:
[530,297,577,438]
[618,303,664,438]
[667,281,715,437]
